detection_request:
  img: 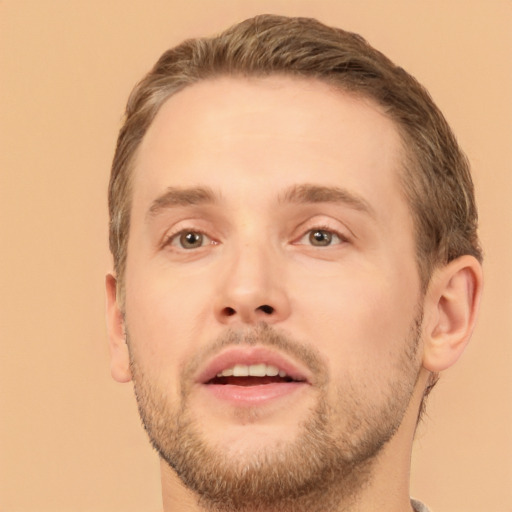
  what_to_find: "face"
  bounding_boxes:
[117,76,424,510]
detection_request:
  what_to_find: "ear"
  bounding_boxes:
[105,273,132,383]
[422,255,483,372]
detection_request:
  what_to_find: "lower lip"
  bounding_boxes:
[203,382,307,405]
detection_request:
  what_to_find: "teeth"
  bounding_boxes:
[265,365,279,376]
[216,363,288,378]
[233,364,249,377]
[249,363,266,377]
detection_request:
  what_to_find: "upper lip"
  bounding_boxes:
[195,346,313,385]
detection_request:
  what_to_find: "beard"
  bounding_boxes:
[127,317,423,512]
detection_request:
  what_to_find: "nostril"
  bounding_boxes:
[219,305,274,319]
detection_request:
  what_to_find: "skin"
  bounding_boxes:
[106,76,483,512]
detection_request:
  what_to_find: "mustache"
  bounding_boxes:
[181,322,327,386]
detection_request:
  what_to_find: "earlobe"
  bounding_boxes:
[105,273,132,383]
[422,255,483,372]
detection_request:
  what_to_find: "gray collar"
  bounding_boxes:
[411,498,431,512]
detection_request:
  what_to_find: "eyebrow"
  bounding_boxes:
[146,183,375,219]
[279,184,375,217]
[147,186,218,218]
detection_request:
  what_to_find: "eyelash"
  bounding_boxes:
[161,224,349,251]
[295,224,349,247]
[162,228,215,250]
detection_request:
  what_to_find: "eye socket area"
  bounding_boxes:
[164,229,217,250]
[294,227,348,248]
[160,220,350,252]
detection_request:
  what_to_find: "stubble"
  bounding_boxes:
[128,319,422,512]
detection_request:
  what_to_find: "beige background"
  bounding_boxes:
[1,1,511,511]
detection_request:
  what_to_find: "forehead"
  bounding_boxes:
[132,75,406,216]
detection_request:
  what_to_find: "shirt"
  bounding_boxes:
[411,498,431,512]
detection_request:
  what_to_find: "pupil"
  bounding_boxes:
[310,230,331,246]
[181,232,203,248]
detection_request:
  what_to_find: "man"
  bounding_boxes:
[105,14,483,512]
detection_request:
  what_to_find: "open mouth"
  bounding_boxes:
[206,363,304,386]
[196,348,311,404]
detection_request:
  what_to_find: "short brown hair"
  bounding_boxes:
[109,14,482,299]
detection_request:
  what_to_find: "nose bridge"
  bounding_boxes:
[214,230,290,324]
[232,239,272,293]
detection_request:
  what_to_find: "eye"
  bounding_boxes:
[179,231,205,249]
[166,230,215,250]
[309,229,339,246]
[298,228,345,247]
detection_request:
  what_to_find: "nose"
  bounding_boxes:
[214,243,291,326]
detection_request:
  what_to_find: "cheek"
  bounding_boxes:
[123,264,215,384]
[290,262,420,373]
